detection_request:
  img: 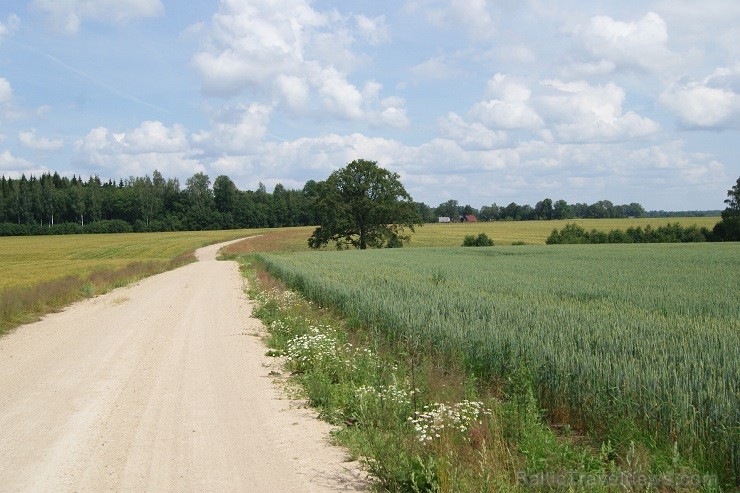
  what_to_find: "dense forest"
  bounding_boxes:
[0,170,722,236]
[0,171,320,235]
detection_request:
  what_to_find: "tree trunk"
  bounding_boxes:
[359,224,367,249]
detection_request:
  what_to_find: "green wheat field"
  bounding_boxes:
[257,241,739,483]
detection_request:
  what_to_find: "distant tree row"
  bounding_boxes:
[546,176,740,243]
[1,169,734,237]
[643,209,722,218]
[0,171,322,235]
[423,198,647,222]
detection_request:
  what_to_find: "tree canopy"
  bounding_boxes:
[712,175,740,241]
[722,176,740,218]
[308,159,421,249]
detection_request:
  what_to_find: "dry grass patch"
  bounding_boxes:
[221,226,316,255]
[0,230,254,334]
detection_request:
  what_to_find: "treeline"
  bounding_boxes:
[424,198,648,222]
[546,176,740,243]
[546,223,713,244]
[0,171,323,235]
[644,209,721,218]
[547,219,738,244]
[0,170,731,236]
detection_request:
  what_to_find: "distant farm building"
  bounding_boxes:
[438,216,451,223]
[461,215,478,222]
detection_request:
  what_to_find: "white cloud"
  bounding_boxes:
[32,0,164,35]
[395,137,728,208]
[191,0,328,97]
[654,0,740,58]
[18,128,64,151]
[305,25,358,73]
[210,154,255,178]
[468,74,543,130]
[267,133,409,175]
[370,104,410,129]
[193,103,272,153]
[276,75,310,111]
[0,78,12,104]
[538,79,660,142]
[0,150,45,178]
[125,121,189,153]
[354,15,390,45]
[659,66,740,129]
[73,121,201,177]
[310,65,364,119]
[438,112,508,150]
[625,141,728,188]
[408,0,496,40]
[363,87,410,128]
[574,12,677,74]
[448,0,495,39]
[0,14,20,42]
[660,85,737,128]
[409,55,462,80]
[191,0,403,128]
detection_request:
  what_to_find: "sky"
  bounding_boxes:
[0,0,738,211]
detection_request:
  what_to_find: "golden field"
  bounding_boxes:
[0,229,268,332]
[220,217,721,251]
[407,216,721,246]
[0,229,263,292]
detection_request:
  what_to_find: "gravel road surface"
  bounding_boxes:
[0,240,366,492]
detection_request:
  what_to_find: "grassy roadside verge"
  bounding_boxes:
[0,253,194,335]
[0,229,261,335]
[241,256,720,492]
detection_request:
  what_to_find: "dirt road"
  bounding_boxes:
[0,240,366,492]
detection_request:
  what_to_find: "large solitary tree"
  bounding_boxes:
[308,159,421,249]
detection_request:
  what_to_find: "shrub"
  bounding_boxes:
[462,232,494,247]
[546,223,589,244]
[386,234,404,248]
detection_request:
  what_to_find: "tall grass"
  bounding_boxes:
[0,229,255,333]
[256,243,739,487]
[0,253,195,334]
[0,229,255,292]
